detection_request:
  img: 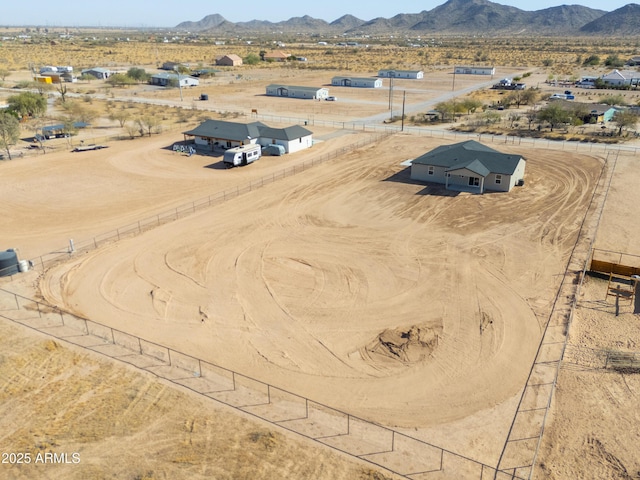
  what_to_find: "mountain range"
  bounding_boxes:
[175,0,640,36]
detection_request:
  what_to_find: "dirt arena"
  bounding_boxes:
[1,65,639,479]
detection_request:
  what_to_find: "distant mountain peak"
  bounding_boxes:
[174,2,634,36]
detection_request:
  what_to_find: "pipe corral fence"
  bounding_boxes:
[1,128,638,479]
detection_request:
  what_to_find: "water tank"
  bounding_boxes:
[0,249,19,277]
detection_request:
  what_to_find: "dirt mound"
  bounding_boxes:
[366,324,442,364]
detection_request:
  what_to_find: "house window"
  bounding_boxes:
[427,166,434,175]
[469,177,480,186]
[495,174,502,185]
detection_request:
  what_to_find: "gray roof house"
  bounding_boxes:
[150,73,199,87]
[257,125,313,153]
[81,67,112,79]
[183,120,266,150]
[410,140,525,194]
[182,120,313,154]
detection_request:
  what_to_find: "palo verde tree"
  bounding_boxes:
[6,91,48,119]
[613,110,639,136]
[537,103,570,132]
[126,67,150,83]
[0,111,21,160]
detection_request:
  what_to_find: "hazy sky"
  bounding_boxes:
[0,1,633,28]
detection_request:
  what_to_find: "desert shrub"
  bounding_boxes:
[582,55,600,66]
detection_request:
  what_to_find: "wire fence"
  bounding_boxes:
[0,286,525,480]
[495,150,620,479]
[13,132,389,274]
[3,111,638,478]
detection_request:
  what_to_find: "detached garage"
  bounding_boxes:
[410,140,525,194]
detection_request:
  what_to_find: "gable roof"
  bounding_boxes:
[258,125,312,141]
[267,84,327,93]
[183,120,266,141]
[412,140,523,176]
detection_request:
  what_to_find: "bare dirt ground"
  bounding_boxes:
[1,61,638,479]
[533,151,640,480]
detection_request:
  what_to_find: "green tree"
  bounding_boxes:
[126,67,149,83]
[137,116,161,137]
[604,54,624,68]
[0,111,20,160]
[244,53,260,65]
[460,98,483,115]
[60,100,98,125]
[582,55,600,66]
[106,73,136,87]
[0,69,10,81]
[613,110,639,136]
[108,110,130,127]
[6,91,47,118]
[599,95,626,106]
[537,103,570,131]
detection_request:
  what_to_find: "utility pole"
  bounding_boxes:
[401,91,406,131]
[388,75,394,110]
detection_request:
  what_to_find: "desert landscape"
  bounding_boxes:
[1,12,640,479]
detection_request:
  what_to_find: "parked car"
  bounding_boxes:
[325,96,337,101]
[262,144,285,156]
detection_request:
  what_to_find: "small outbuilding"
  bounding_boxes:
[266,84,329,100]
[410,140,525,194]
[216,54,243,67]
[331,76,382,88]
[378,69,424,79]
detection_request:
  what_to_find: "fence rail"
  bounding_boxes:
[0,286,524,480]
[22,132,389,272]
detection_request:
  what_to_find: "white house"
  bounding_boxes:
[257,125,313,153]
[81,67,112,79]
[266,84,329,100]
[182,119,313,154]
[454,65,495,75]
[331,76,382,88]
[378,69,424,79]
[410,140,525,194]
[600,69,640,87]
[150,73,199,87]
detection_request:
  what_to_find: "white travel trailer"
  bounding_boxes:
[223,144,262,167]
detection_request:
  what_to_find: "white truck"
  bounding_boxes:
[223,144,261,167]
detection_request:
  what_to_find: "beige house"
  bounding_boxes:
[264,50,290,62]
[216,54,243,67]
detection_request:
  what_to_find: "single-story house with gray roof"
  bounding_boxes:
[150,73,199,87]
[266,84,329,100]
[258,125,313,153]
[81,67,112,79]
[410,140,525,194]
[182,119,312,153]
